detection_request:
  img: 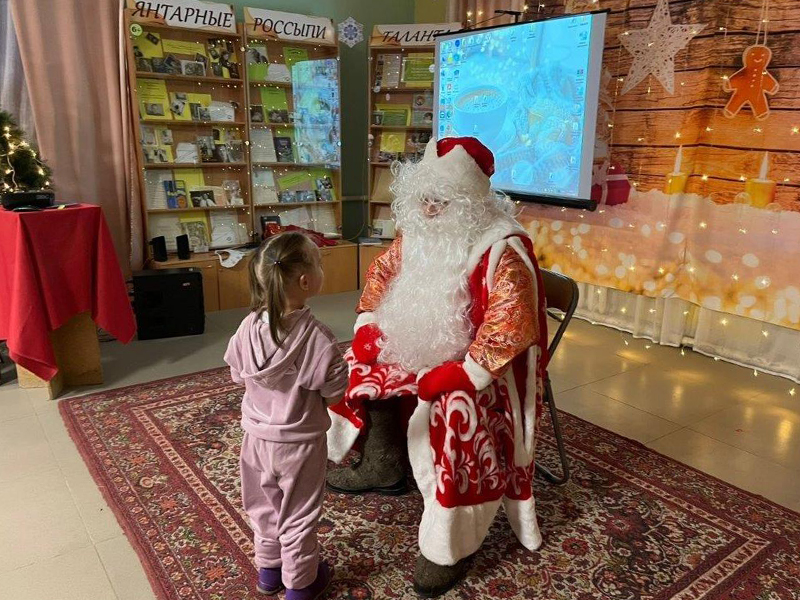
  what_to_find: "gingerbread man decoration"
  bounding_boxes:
[723,44,779,121]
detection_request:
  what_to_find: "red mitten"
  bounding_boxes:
[417,361,475,401]
[352,323,383,365]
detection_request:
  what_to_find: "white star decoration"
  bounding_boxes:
[338,17,364,48]
[618,0,706,95]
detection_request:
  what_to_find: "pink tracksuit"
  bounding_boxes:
[224,307,348,589]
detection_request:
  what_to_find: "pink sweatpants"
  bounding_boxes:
[240,432,327,589]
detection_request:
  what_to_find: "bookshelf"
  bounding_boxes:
[125,3,252,257]
[243,7,356,295]
[362,22,459,285]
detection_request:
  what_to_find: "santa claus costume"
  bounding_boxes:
[327,137,548,597]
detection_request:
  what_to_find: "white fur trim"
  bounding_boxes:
[466,216,527,274]
[419,498,504,566]
[502,368,531,468]
[503,496,543,552]
[506,236,536,275]
[326,410,361,463]
[408,398,502,565]
[485,239,508,293]
[523,346,540,462]
[354,312,376,333]
[463,355,493,391]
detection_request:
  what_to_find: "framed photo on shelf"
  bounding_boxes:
[190,190,216,207]
[181,60,206,77]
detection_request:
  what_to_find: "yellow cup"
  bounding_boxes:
[744,179,776,209]
[664,173,688,195]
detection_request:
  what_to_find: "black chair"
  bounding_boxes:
[535,269,579,485]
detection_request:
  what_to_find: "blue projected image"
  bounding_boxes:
[436,13,606,201]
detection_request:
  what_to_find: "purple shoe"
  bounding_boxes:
[285,561,334,600]
[257,567,283,595]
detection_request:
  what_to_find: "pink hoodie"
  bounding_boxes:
[224,307,348,442]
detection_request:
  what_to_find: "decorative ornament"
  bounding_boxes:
[618,0,706,95]
[338,17,364,48]
[723,0,778,120]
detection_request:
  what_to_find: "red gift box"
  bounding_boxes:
[591,161,632,206]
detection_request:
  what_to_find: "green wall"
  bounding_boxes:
[415,0,447,23]
[228,1,415,239]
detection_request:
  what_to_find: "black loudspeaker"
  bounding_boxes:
[1,190,54,210]
[132,269,205,340]
[149,236,168,262]
[176,234,191,259]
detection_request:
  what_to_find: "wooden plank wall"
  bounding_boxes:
[527,0,800,209]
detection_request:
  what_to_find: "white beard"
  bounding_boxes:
[375,230,474,373]
[374,157,516,373]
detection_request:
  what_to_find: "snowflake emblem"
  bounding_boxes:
[338,17,364,48]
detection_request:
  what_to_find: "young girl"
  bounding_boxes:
[225,232,348,599]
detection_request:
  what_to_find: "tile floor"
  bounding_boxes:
[1,290,799,599]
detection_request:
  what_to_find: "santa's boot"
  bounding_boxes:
[326,401,408,495]
[413,554,470,598]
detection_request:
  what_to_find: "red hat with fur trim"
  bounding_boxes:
[419,136,495,196]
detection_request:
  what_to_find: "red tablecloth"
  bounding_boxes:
[0,204,136,380]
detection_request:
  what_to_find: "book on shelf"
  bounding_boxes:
[207,38,239,79]
[175,142,199,164]
[210,212,247,248]
[208,101,235,122]
[253,168,279,205]
[180,216,210,251]
[250,128,277,162]
[197,136,215,162]
[163,180,189,209]
[274,133,295,163]
[133,31,163,60]
[248,45,269,81]
[222,180,244,205]
[401,53,434,87]
[145,171,171,209]
[190,190,216,207]
[411,91,434,126]
[266,64,291,83]
[283,47,309,69]
[375,53,401,88]
[374,103,410,127]
[137,80,171,121]
[250,105,265,124]
[261,88,290,123]
[180,60,206,77]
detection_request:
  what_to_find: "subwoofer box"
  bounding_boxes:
[132,269,205,340]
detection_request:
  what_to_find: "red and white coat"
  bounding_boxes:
[327,217,549,566]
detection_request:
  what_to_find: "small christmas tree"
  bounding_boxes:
[0,110,51,193]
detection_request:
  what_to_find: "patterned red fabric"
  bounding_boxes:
[337,234,548,511]
[0,204,135,379]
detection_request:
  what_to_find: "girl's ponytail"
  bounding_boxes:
[249,232,314,345]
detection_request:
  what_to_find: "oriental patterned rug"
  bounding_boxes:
[60,364,800,600]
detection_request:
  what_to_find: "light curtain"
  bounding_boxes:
[0,0,35,142]
[10,0,143,273]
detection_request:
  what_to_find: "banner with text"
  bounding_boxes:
[126,0,236,34]
[370,23,462,48]
[244,8,336,46]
